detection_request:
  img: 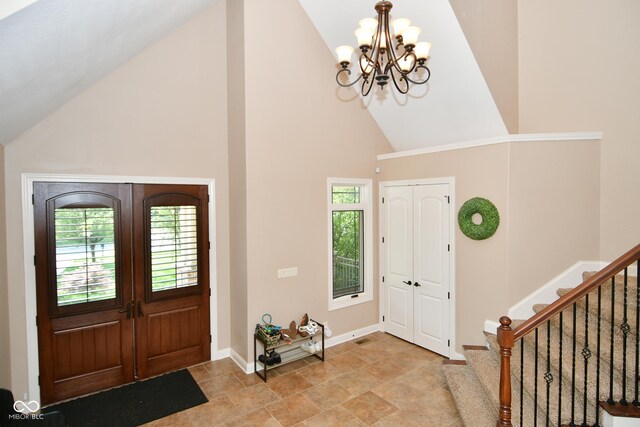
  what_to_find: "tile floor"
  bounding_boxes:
[144,332,463,426]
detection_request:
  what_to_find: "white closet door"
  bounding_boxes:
[383,186,414,342]
[413,184,450,356]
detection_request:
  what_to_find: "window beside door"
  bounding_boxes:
[327,178,373,310]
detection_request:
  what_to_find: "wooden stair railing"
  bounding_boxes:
[496,243,640,427]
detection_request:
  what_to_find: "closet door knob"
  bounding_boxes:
[402,280,413,286]
[414,282,422,287]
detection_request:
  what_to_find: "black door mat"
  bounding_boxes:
[42,369,208,427]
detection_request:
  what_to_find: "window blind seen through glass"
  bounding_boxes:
[55,208,116,306]
[150,206,199,292]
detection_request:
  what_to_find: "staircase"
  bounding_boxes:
[444,244,640,427]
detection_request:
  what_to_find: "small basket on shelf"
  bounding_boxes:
[255,314,281,347]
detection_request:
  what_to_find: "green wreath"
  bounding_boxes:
[458,197,500,240]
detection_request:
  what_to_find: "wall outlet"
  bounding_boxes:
[277,267,298,279]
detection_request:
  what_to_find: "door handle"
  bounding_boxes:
[119,302,132,319]
[137,301,144,318]
[414,282,422,287]
[402,280,413,286]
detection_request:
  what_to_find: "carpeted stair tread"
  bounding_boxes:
[532,302,637,399]
[468,342,545,426]
[556,272,638,327]
[486,333,599,426]
[445,270,639,427]
[442,363,497,427]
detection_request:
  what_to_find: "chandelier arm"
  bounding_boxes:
[389,67,410,94]
[362,68,377,96]
[357,50,376,76]
[382,13,403,75]
[336,68,364,88]
[402,64,431,85]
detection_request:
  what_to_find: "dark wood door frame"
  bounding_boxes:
[24,175,217,405]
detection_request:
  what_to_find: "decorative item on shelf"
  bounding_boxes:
[255,313,282,347]
[334,1,432,96]
[458,197,500,240]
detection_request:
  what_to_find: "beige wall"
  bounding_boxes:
[377,139,600,348]
[3,3,230,398]
[226,0,249,360]
[449,0,519,133]
[507,140,600,304]
[0,144,10,389]
[239,0,392,362]
[518,0,640,259]
[378,144,511,349]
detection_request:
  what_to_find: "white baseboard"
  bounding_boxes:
[507,261,604,320]
[324,323,383,348]
[484,260,637,335]
[230,323,384,374]
[230,348,251,374]
[214,348,230,360]
[484,319,501,336]
[451,351,466,361]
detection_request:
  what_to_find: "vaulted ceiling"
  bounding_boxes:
[298,0,508,152]
[0,0,217,146]
[0,0,508,152]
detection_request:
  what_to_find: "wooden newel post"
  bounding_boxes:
[497,316,514,427]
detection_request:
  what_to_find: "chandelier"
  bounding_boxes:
[335,1,431,96]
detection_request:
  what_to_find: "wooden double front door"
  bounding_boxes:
[34,182,211,405]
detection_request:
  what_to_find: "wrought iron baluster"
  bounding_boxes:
[559,311,563,427]
[535,327,539,426]
[582,294,590,426]
[635,259,640,407]
[596,286,602,426]
[545,320,552,427]
[608,276,616,405]
[521,338,524,424]
[621,268,630,405]
[571,302,577,425]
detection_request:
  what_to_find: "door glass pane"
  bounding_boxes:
[55,208,116,306]
[150,206,199,292]
[332,210,364,298]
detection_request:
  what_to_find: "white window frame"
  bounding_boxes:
[327,177,373,311]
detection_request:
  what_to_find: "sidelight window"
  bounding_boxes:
[328,178,373,310]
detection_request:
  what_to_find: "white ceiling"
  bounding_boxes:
[298,0,508,152]
[0,0,217,146]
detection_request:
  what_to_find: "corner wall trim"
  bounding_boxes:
[377,132,604,160]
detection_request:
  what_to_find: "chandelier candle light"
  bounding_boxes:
[335,1,432,96]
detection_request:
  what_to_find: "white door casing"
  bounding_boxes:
[382,180,452,357]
